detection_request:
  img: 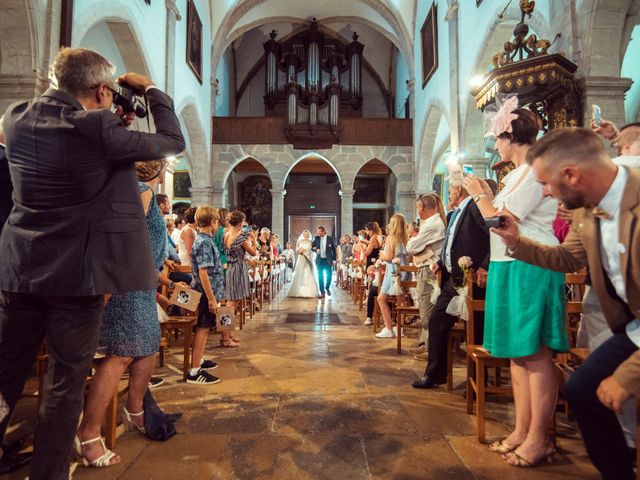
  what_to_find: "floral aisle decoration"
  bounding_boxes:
[445,256,474,320]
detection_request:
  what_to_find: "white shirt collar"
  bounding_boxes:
[597,166,627,218]
[457,196,473,212]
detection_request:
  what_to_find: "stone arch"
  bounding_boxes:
[580,0,635,76]
[0,0,39,112]
[75,15,151,78]
[283,151,344,190]
[176,100,208,187]
[220,154,274,190]
[417,100,449,194]
[210,0,414,89]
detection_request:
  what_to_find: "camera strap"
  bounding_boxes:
[144,94,151,132]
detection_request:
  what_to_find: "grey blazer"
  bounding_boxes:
[0,88,185,296]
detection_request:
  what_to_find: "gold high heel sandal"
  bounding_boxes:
[488,439,519,454]
[504,447,557,467]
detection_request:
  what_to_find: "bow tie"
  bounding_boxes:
[592,207,612,220]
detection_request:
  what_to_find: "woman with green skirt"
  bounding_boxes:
[463,98,568,468]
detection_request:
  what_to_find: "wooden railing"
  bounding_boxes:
[212,116,413,147]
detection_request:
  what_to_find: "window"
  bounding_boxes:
[421,3,438,88]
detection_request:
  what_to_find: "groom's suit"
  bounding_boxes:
[312,234,336,295]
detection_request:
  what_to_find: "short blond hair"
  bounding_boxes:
[195,206,217,228]
[526,127,608,168]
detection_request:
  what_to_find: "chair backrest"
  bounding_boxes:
[464,271,485,346]
[397,264,418,307]
[565,270,587,348]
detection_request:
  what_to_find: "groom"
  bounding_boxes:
[312,226,336,298]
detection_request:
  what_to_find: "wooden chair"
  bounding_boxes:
[464,271,512,443]
[395,265,419,354]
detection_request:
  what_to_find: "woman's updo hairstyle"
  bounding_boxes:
[185,206,197,224]
[497,108,541,146]
[135,159,167,182]
[227,210,246,227]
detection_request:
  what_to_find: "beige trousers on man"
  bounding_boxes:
[416,267,436,346]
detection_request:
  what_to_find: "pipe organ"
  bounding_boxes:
[262,18,365,148]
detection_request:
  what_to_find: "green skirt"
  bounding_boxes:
[483,260,568,358]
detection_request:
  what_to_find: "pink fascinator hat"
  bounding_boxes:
[484,94,519,138]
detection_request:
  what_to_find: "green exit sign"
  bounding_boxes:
[309,205,316,209]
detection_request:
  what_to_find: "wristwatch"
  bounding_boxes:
[169,281,175,289]
[473,194,488,202]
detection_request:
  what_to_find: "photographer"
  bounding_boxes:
[0,47,184,480]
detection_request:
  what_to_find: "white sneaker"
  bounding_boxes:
[392,326,405,337]
[375,327,396,338]
[364,317,373,326]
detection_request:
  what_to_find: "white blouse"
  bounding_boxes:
[490,164,558,262]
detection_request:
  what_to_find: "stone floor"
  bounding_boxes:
[3,284,600,480]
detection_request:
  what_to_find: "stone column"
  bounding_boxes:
[396,191,416,223]
[581,76,632,130]
[445,1,461,153]
[270,189,286,237]
[339,189,355,237]
[191,186,213,206]
[164,0,182,97]
[463,155,491,180]
[211,188,225,208]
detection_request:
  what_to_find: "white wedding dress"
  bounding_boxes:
[287,239,320,298]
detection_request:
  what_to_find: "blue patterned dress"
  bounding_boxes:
[224,233,251,300]
[100,183,165,357]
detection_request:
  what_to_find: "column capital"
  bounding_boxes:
[580,76,632,97]
[165,0,182,20]
[445,2,459,22]
[397,190,417,199]
[339,189,355,198]
[270,189,287,197]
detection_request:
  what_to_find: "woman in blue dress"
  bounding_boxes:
[76,159,179,468]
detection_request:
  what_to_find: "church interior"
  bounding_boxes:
[1,0,640,479]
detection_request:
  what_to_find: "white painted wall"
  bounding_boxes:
[622,25,640,123]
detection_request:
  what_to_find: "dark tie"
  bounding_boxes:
[440,208,461,264]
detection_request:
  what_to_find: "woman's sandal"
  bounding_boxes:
[123,407,146,434]
[74,435,120,467]
[488,439,519,454]
[220,339,240,348]
[503,447,556,467]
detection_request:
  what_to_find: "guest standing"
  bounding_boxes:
[178,207,197,266]
[188,206,227,382]
[375,214,410,338]
[77,159,178,467]
[464,106,566,468]
[405,194,446,351]
[0,47,185,480]
[494,128,640,480]
[412,182,490,389]
[224,211,258,343]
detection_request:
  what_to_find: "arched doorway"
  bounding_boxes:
[351,159,396,234]
[284,156,341,246]
[228,158,272,229]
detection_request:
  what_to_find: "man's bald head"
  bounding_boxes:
[618,123,640,156]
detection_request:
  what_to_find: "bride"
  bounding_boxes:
[287,230,320,298]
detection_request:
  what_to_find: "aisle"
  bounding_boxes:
[73,285,599,480]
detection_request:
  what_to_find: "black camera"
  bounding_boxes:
[484,216,505,229]
[112,82,148,118]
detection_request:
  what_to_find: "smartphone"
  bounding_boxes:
[484,216,505,229]
[241,225,251,234]
[358,234,364,241]
[592,104,602,127]
[463,164,474,175]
